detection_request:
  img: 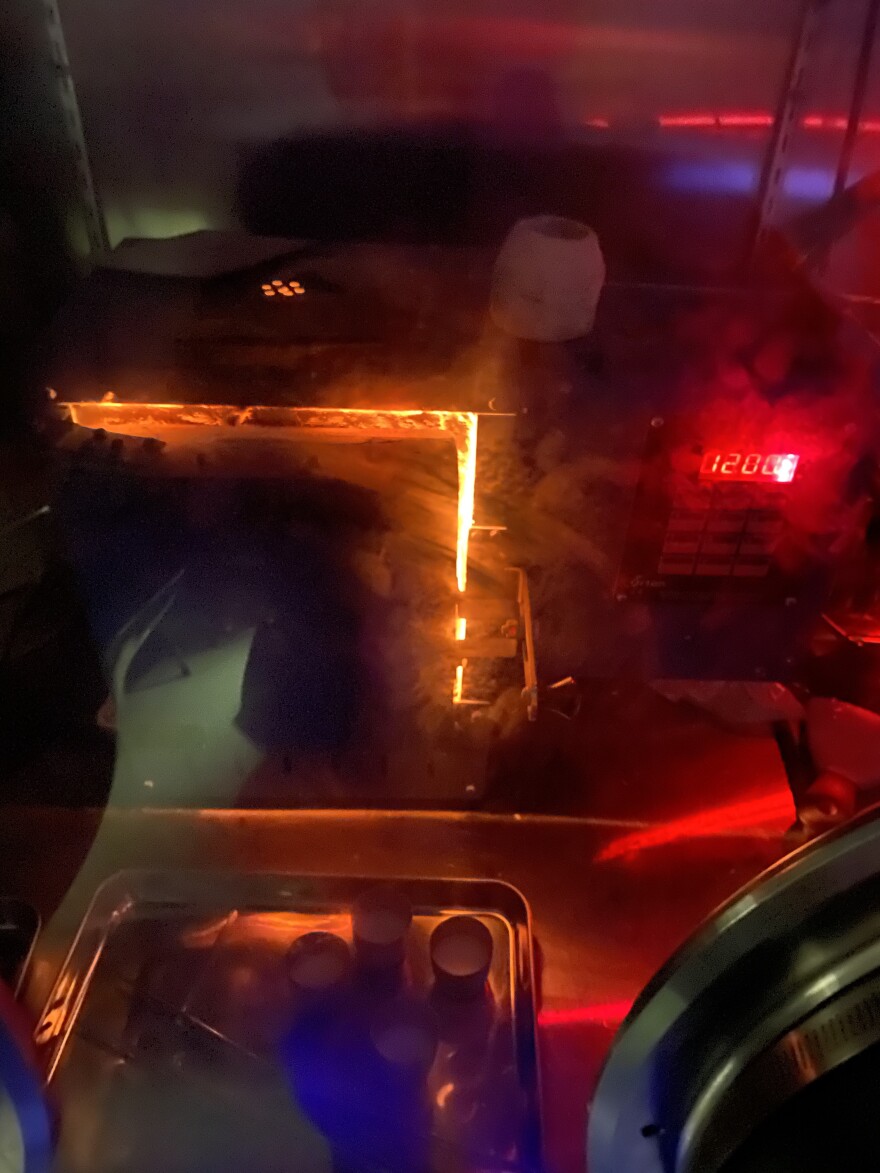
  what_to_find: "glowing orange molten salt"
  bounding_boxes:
[63,402,479,593]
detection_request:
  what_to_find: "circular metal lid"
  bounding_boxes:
[588,807,880,1173]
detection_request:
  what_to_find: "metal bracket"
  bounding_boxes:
[751,0,831,259]
[39,0,109,257]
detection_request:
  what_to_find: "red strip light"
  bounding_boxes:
[655,111,880,132]
[717,113,773,128]
[658,114,717,128]
[595,790,794,863]
[580,111,880,132]
[801,115,849,131]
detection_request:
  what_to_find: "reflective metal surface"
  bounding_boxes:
[690,969,880,1171]
[18,0,880,287]
[0,805,789,1173]
[35,870,540,1173]
[588,805,880,1173]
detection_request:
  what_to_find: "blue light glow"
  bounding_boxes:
[664,161,757,194]
[664,161,835,202]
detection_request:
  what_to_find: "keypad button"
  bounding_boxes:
[696,558,733,577]
[733,559,771,577]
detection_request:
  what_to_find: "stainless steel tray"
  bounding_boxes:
[36,870,540,1173]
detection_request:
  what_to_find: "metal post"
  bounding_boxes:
[750,0,829,262]
[833,0,880,198]
[516,568,538,721]
[40,0,109,257]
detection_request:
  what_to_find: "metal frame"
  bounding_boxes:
[751,0,831,260]
[588,805,880,1173]
[40,0,109,256]
[833,0,880,197]
[517,569,538,722]
[37,0,880,273]
[752,0,880,263]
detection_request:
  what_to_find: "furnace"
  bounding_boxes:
[45,236,533,806]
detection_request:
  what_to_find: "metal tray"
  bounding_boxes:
[35,870,540,1173]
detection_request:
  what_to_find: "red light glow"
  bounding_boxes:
[658,114,716,128]
[717,113,773,128]
[595,790,794,863]
[699,451,799,483]
[540,1000,634,1027]
[654,110,880,133]
[801,115,848,131]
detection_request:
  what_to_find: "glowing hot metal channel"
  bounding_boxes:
[63,402,480,592]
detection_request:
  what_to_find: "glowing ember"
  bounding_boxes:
[263,279,305,299]
[455,415,478,593]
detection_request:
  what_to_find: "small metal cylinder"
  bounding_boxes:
[430,915,494,1000]
[286,931,351,1005]
[352,886,412,971]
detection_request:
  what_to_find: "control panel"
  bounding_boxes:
[616,417,807,604]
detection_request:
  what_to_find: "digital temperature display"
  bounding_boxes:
[616,416,809,608]
[699,451,799,483]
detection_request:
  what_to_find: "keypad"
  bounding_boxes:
[659,484,785,578]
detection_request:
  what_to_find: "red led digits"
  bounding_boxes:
[720,453,742,475]
[698,450,799,483]
[761,455,779,477]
